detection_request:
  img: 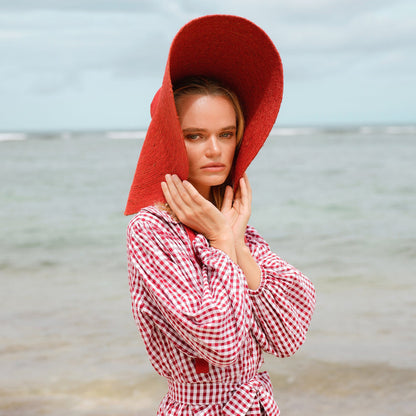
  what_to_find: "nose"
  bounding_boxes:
[205,134,221,157]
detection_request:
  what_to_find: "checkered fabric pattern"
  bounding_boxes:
[127,206,316,415]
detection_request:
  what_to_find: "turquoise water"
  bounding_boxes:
[1,126,415,415]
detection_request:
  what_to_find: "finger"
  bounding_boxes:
[239,176,248,206]
[238,175,251,217]
[243,173,252,203]
[239,174,252,208]
[182,179,203,202]
[182,181,221,217]
[161,179,182,215]
[168,176,215,226]
[165,174,191,206]
[172,175,202,205]
[221,185,234,212]
[164,174,195,216]
[167,174,185,195]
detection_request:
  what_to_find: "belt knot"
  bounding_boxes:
[222,372,279,415]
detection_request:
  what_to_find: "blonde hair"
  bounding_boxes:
[173,76,245,209]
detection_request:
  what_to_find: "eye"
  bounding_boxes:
[184,133,202,140]
[220,131,235,139]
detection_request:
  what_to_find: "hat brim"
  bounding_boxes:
[125,15,283,215]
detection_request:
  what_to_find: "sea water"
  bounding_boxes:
[1,126,415,415]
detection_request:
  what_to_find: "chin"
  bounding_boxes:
[205,178,228,188]
[192,175,228,188]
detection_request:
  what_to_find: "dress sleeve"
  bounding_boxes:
[245,226,316,357]
[127,213,253,367]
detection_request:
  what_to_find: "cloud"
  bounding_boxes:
[0,0,212,16]
[0,0,414,128]
[0,0,156,12]
[0,11,173,94]
[2,0,414,82]
[254,0,416,81]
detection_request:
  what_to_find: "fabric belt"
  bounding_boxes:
[167,371,280,415]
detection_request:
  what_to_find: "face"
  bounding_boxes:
[176,94,237,199]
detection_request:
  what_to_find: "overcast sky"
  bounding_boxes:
[0,0,415,131]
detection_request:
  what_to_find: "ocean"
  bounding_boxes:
[1,125,415,415]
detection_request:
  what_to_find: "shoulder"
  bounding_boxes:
[127,205,188,248]
[128,205,177,234]
[127,207,196,268]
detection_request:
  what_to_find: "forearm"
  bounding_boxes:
[235,243,261,290]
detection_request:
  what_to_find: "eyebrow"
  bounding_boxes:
[182,126,236,133]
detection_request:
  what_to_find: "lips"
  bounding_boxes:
[200,163,226,171]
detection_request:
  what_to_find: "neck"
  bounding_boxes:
[199,186,211,200]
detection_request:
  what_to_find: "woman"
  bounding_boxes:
[126,15,315,416]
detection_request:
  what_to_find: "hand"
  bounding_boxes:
[221,174,260,289]
[161,175,235,254]
[221,173,252,247]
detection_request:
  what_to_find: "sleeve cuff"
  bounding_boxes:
[193,234,233,267]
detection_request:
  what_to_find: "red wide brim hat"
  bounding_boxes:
[125,14,283,215]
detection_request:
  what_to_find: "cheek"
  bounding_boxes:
[226,142,237,161]
[184,143,198,167]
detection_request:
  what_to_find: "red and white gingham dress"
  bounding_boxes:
[127,206,316,415]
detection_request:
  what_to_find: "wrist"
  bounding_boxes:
[235,238,248,250]
[207,225,234,245]
[235,242,250,259]
[209,232,235,250]
[209,230,237,263]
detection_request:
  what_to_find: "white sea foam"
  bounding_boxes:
[106,130,147,140]
[271,127,321,136]
[0,132,27,142]
[384,125,416,135]
[359,125,416,135]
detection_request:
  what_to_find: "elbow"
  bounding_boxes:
[280,332,307,357]
[284,286,316,357]
[276,313,314,358]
